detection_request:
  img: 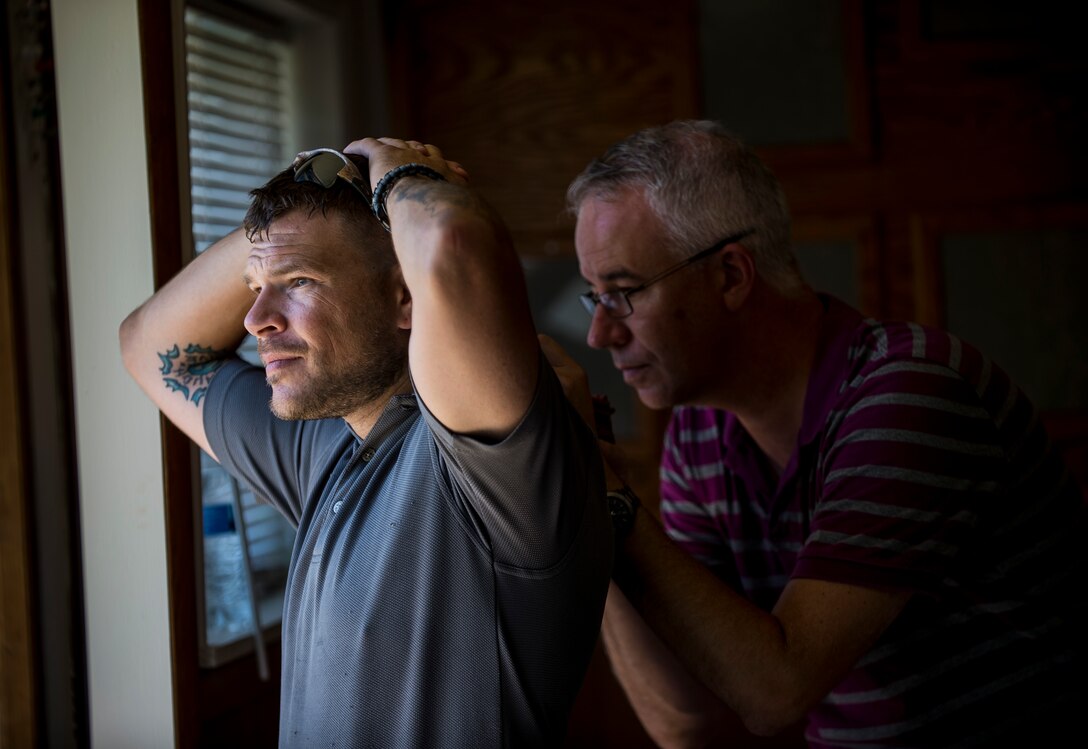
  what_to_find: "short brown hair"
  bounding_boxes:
[243,152,393,265]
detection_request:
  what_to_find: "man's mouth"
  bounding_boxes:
[261,352,304,374]
[616,362,647,382]
[259,340,306,365]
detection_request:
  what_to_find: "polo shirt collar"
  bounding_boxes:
[348,391,419,447]
[714,294,863,497]
[714,295,859,472]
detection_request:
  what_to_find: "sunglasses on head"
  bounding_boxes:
[292,148,372,202]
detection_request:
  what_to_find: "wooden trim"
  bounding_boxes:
[136,1,200,746]
[909,214,942,327]
[0,17,39,742]
[756,0,874,168]
[841,0,873,161]
[910,203,1088,328]
[908,203,1088,234]
[792,213,884,317]
[898,0,1060,63]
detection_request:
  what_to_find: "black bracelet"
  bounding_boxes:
[371,163,446,232]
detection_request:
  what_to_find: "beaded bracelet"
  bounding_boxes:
[371,163,447,232]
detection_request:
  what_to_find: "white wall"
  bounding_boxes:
[51,1,175,746]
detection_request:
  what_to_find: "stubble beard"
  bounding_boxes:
[268,334,408,421]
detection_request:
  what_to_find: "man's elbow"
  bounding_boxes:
[641,700,806,748]
[118,307,145,377]
[634,699,762,749]
[640,712,722,749]
[735,689,811,738]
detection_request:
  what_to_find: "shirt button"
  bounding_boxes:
[332,500,343,514]
[361,447,376,462]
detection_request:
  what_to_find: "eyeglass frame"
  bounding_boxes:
[579,228,755,319]
[292,148,373,203]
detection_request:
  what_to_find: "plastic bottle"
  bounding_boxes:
[203,499,254,645]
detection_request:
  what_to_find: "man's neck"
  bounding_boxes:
[729,287,825,473]
[344,371,414,441]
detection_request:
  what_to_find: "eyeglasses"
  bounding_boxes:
[292,148,372,202]
[579,229,754,319]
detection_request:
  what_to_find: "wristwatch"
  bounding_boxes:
[606,485,640,537]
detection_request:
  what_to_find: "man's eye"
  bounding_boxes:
[292,278,311,288]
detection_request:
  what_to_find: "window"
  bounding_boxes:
[186,6,294,253]
[184,4,296,669]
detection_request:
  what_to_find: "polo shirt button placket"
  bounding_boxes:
[361,447,376,462]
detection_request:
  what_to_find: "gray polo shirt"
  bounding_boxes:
[204,356,611,748]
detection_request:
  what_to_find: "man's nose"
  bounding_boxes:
[586,305,630,350]
[243,289,287,338]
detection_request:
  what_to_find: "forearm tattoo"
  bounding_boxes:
[157,343,228,406]
[392,179,498,223]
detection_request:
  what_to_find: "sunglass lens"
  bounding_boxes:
[312,153,347,187]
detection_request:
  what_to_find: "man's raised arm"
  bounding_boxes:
[344,138,540,441]
[119,228,253,458]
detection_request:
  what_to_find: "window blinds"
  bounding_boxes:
[184,5,295,587]
[185,5,291,253]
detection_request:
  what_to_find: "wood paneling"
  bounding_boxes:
[387,0,700,258]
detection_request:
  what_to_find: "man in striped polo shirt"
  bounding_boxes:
[559,120,1086,747]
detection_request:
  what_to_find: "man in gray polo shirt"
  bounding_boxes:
[120,137,612,747]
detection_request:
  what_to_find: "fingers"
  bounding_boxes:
[539,334,595,431]
[540,335,625,478]
[343,137,469,183]
[446,161,469,180]
[405,140,444,159]
[347,137,439,158]
[539,334,586,383]
[539,334,589,390]
[539,334,575,368]
[342,136,382,157]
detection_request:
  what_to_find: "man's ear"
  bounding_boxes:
[391,266,412,330]
[718,242,757,311]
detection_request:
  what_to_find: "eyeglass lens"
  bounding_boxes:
[581,292,630,318]
[579,294,597,315]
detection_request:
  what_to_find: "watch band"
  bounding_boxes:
[370,163,446,232]
[606,485,640,537]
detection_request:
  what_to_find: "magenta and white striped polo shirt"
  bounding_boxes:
[660,295,1086,747]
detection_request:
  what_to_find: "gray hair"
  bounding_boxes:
[567,120,802,292]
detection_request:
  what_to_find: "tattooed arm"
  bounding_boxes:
[344,138,539,440]
[120,227,254,459]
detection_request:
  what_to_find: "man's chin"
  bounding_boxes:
[269,393,319,421]
[633,386,674,412]
[268,397,300,421]
[269,387,358,421]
